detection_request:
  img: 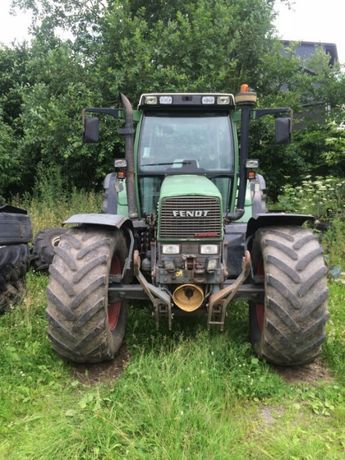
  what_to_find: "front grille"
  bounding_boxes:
[159,196,222,239]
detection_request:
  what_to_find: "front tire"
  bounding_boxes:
[250,226,329,366]
[46,227,128,363]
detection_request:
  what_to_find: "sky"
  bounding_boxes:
[274,0,345,64]
[0,0,344,64]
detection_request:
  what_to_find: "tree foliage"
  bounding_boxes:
[0,0,344,199]
[99,0,276,101]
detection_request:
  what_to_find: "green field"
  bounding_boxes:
[1,196,345,459]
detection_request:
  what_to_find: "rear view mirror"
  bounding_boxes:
[83,117,100,143]
[275,117,291,144]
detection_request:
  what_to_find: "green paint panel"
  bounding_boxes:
[159,175,222,200]
[117,185,128,216]
[158,175,223,242]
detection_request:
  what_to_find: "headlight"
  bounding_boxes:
[200,244,218,255]
[246,159,259,169]
[201,96,215,105]
[145,95,158,105]
[162,244,180,254]
[159,96,172,104]
[114,159,127,168]
[217,95,230,105]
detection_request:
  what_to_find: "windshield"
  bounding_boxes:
[138,113,234,172]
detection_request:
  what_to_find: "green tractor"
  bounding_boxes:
[46,86,328,366]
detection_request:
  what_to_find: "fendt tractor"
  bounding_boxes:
[46,86,329,366]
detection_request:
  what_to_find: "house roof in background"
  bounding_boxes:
[281,40,338,66]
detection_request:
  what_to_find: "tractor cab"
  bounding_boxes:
[136,93,236,216]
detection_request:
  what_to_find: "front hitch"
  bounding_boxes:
[207,251,251,331]
[133,250,172,329]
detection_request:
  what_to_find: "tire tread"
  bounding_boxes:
[46,227,128,363]
[251,226,328,366]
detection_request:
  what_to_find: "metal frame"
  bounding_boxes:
[108,282,264,304]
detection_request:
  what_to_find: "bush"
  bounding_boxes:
[323,218,345,266]
[277,176,345,219]
[11,166,103,235]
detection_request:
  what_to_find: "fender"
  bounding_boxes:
[0,205,28,215]
[0,206,32,244]
[64,213,132,230]
[246,213,314,240]
[64,213,134,281]
[102,173,118,214]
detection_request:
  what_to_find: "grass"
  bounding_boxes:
[12,189,103,236]
[1,190,345,459]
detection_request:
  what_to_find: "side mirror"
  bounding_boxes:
[275,117,291,144]
[276,118,292,144]
[83,117,100,143]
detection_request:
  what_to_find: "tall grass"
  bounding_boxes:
[11,165,103,235]
[277,176,345,220]
[277,175,345,266]
[322,218,345,267]
[1,274,345,459]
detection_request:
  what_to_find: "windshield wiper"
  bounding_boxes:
[141,160,192,167]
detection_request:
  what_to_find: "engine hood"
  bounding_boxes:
[159,175,222,200]
[158,175,223,241]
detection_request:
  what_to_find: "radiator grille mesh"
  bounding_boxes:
[159,196,222,239]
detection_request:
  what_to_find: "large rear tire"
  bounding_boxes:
[46,227,128,363]
[250,226,329,366]
[31,227,67,271]
[0,244,29,314]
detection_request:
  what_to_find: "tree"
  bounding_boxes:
[2,0,281,195]
[1,0,343,199]
[98,0,278,101]
[12,0,107,55]
[251,44,345,198]
[0,44,32,195]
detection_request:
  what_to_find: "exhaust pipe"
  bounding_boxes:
[173,284,204,312]
[120,93,138,219]
[226,105,250,221]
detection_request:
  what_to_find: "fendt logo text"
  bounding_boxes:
[172,210,209,217]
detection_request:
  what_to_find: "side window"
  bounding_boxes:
[211,177,232,212]
[139,177,163,215]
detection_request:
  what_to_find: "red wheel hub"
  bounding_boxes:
[108,255,122,331]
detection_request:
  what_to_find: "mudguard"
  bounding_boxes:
[0,206,32,244]
[64,213,131,229]
[102,173,118,214]
[0,205,28,215]
[246,213,314,239]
